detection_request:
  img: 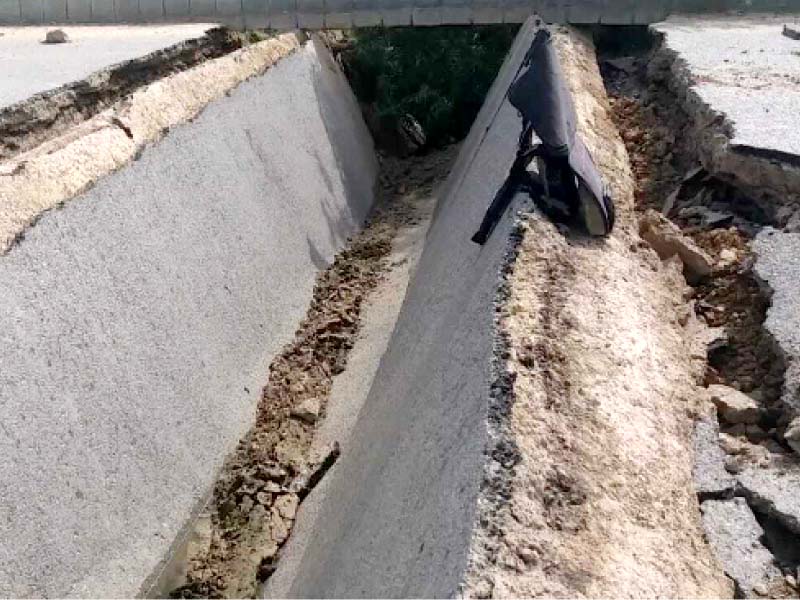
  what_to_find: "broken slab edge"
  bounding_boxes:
[0,31,303,256]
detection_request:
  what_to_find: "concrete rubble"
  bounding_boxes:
[738,464,800,536]
[639,208,713,282]
[693,416,736,499]
[701,498,786,598]
[753,229,800,416]
[708,384,761,425]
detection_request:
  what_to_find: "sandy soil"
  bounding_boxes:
[464,26,732,598]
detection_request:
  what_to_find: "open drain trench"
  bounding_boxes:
[3,16,800,599]
[166,147,457,598]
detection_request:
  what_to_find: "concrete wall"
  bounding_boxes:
[0,37,377,598]
[272,18,540,598]
[0,0,671,26]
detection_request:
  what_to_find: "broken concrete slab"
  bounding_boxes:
[693,416,736,499]
[701,498,785,598]
[753,229,800,416]
[639,209,713,283]
[654,17,800,162]
[708,384,761,425]
[738,463,800,535]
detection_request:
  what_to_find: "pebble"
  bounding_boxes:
[44,29,69,44]
[239,495,254,515]
[290,398,321,424]
[472,578,494,599]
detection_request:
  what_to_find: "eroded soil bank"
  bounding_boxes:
[600,25,800,598]
[168,146,457,599]
[463,26,730,599]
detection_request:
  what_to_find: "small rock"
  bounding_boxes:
[269,513,289,543]
[517,545,539,565]
[708,384,761,424]
[784,417,800,455]
[256,491,271,506]
[639,209,712,283]
[725,456,743,474]
[274,493,299,521]
[290,398,321,424]
[43,29,69,44]
[472,578,494,599]
[718,248,738,267]
[263,481,282,493]
[239,495,254,514]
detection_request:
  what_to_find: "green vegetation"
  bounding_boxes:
[339,25,519,150]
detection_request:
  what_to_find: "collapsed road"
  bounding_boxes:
[1,11,800,600]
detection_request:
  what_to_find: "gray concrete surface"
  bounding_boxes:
[753,229,800,415]
[693,416,736,499]
[267,18,540,598]
[264,171,439,599]
[0,37,376,597]
[0,24,213,108]
[738,463,800,535]
[654,16,800,162]
[701,498,785,597]
[0,0,671,26]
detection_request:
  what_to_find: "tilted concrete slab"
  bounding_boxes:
[738,462,800,535]
[701,498,785,597]
[693,416,736,499]
[654,16,800,164]
[0,24,213,109]
[0,38,376,597]
[753,229,800,416]
[266,18,541,598]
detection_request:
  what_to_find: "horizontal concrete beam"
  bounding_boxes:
[1,0,673,26]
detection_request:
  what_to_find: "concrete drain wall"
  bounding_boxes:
[0,37,376,598]
[269,19,541,598]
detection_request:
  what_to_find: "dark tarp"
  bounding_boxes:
[509,28,608,215]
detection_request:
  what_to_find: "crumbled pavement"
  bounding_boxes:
[693,416,736,499]
[700,498,790,598]
[738,461,800,536]
[753,229,800,417]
